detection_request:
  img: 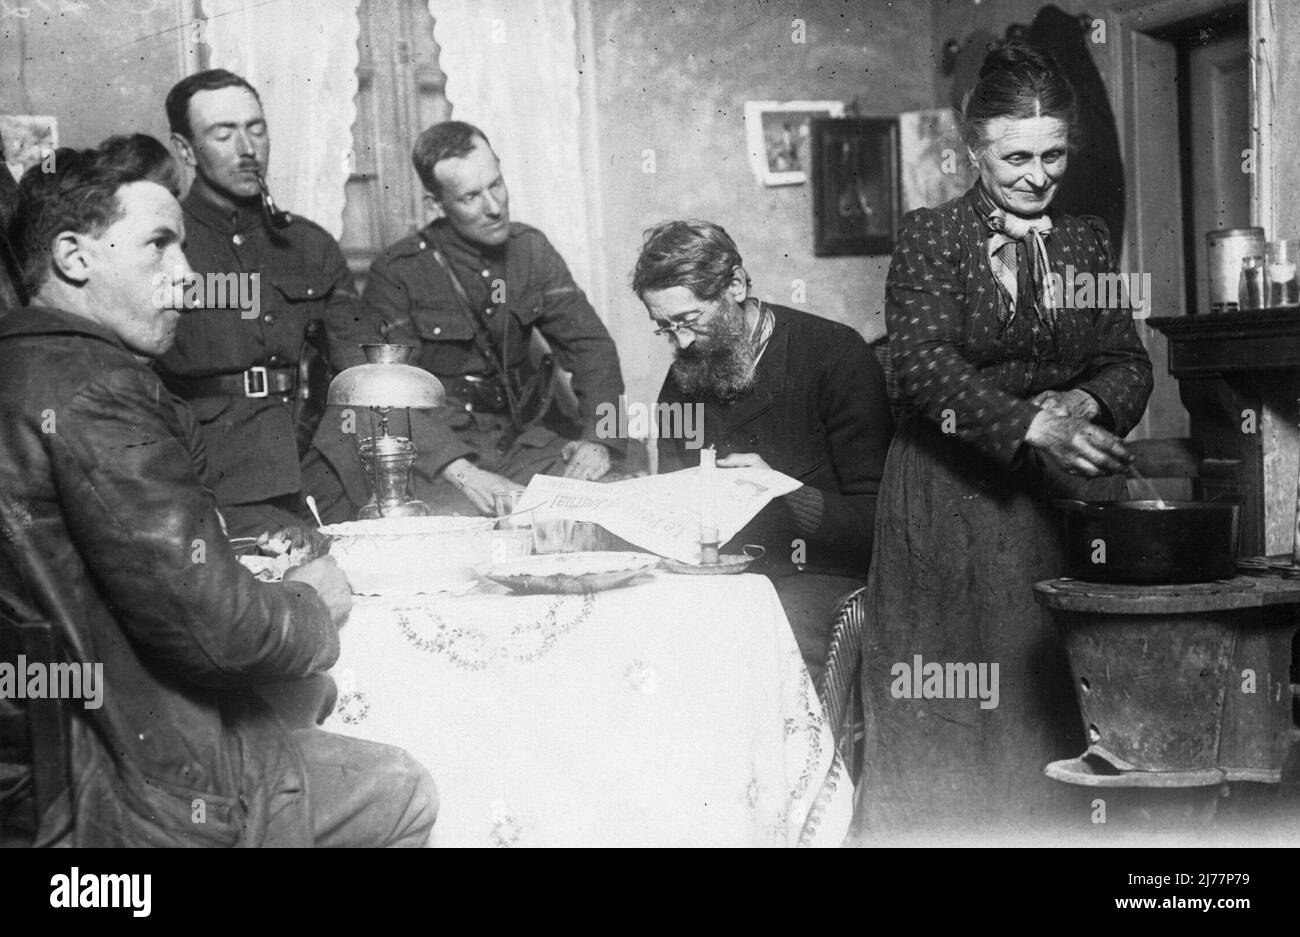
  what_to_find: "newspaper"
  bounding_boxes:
[513,466,801,564]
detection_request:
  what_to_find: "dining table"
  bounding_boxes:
[321,568,854,847]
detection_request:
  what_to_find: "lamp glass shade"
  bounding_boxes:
[327,363,447,409]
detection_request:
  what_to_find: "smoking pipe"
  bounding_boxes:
[256,172,291,230]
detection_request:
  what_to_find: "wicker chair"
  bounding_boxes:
[0,593,73,847]
[0,491,78,846]
[816,585,869,785]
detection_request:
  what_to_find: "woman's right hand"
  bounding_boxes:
[1023,408,1132,477]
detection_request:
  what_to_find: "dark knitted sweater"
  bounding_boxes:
[657,303,893,578]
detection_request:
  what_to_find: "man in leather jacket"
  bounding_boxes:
[0,144,435,846]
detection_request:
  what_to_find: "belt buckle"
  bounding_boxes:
[244,366,269,398]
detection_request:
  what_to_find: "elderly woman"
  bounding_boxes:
[858,43,1153,837]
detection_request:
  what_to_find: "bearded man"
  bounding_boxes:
[633,220,894,681]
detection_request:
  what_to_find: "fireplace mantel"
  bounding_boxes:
[1149,309,1300,377]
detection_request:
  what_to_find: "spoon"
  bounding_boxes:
[1125,464,1167,509]
[305,495,325,528]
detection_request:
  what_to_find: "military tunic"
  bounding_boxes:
[305,219,625,519]
[155,190,377,534]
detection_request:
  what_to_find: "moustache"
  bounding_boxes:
[674,341,729,367]
[675,342,707,360]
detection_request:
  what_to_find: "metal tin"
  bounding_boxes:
[1206,227,1265,313]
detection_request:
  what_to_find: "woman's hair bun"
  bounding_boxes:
[960,40,1076,151]
[979,41,1061,80]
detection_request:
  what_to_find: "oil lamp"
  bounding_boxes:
[327,344,446,519]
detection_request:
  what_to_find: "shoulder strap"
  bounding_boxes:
[427,245,503,372]
[426,243,522,415]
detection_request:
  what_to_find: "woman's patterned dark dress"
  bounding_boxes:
[857,185,1153,836]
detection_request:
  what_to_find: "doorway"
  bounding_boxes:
[1168,8,1252,316]
[1107,0,1251,444]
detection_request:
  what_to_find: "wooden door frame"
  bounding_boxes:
[1105,0,1272,268]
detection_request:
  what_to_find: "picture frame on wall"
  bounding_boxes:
[810,117,899,256]
[898,108,976,212]
[743,100,845,186]
[0,114,58,183]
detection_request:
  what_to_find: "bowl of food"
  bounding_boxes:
[318,515,494,594]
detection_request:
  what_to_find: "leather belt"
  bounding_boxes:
[441,372,513,414]
[166,364,297,400]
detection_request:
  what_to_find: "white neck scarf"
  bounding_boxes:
[978,185,1057,328]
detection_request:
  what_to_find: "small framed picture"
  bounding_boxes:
[0,115,58,182]
[898,108,976,212]
[811,117,899,256]
[743,100,845,186]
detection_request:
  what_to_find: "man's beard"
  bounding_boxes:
[670,303,756,403]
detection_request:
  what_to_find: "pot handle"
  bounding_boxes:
[1051,499,1104,517]
[1209,493,1243,505]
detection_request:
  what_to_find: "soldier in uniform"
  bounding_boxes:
[304,121,625,519]
[157,70,378,537]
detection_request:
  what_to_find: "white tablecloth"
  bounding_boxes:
[322,571,853,847]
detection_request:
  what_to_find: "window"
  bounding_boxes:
[340,1,450,287]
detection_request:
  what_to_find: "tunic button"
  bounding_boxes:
[432,326,442,335]
[306,288,315,297]
[232,233,244,246]
[419,241,427,250]
[481,269,490,278]
[263,313,275,325]
[484,308,494,317]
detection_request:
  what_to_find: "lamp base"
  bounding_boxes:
[357,496,432,520]
[357,433,431,520]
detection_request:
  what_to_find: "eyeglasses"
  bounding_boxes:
[651,311,706,336]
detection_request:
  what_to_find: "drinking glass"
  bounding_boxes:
[490,528,534,562]
[1239,255,1266,310]
[492,488,529,529]
[1266,239,1300,307]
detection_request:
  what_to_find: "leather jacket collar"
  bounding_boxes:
[0,304,131,354]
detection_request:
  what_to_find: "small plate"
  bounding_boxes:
[482,551,660,594]
[661,545,765,576]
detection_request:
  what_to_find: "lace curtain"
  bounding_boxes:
[202,0,361,240]
[429,1,599,315]
[198,0,591,291]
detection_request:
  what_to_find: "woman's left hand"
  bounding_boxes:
[716,452,772,471]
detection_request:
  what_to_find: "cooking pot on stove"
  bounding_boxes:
[1052,499,1240,584]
